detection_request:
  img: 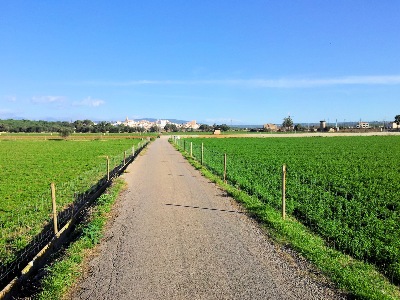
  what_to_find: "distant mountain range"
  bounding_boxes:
[132,118,189,124]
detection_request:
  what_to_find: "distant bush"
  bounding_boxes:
[59,128,72,138]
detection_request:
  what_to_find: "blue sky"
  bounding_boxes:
[1,1,399,125]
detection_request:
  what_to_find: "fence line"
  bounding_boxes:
[176,139,302,214]
[178,140,288,215]
[0,141,149,291]
[173,138,400,284]
[177,139,348,218]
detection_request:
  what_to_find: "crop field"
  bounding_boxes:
[180,136,400,283]
[0,138,143,265]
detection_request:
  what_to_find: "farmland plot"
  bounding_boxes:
[0,139,142,265]
[179,136,400,283]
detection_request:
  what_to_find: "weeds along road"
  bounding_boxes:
[71,137,344,300]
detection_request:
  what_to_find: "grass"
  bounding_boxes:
[0,138,143,265]
[35,178,126,300]
[182,136,400,283]
[174,142,400,300]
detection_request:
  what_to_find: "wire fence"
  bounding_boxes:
[173,137,400,284]
[0,141,148,289]
[177,138,283,209]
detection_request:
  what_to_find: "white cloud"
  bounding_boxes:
[73,97,105,107]
[31,96,65,104]
[242,76,400,88]
[81,80,188,86]
[4,95,17,102]
[77,75,400,88]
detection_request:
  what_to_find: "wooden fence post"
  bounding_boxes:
[224,153,227,183]
[51,182,58,234]
[132,145,135,157]
[106,156,110,181]
[282,164,286,220]
[190,142,193,157]
[201,142,204,165]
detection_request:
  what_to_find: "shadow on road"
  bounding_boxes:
[164,203,244,214]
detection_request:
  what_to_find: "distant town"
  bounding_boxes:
[113,117,201,131]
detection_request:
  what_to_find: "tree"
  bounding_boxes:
[164,123,178,132]
[0,123,9,132]
[149,125,159,132]
[219,124,230,132]
[73,120,84,132]
[59,128,72,139]
[282,116,293,131]
[109,124,124,133]
[83,119,94,127]
[81,119,94,132]
[294,124,306,132]
[93,121,112,133]
[199,124,213,132]
[394,115,400,131]
[213,124,230,132]
[131,126,145,133]
[395,115,400,125]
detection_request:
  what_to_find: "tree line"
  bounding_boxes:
[0,119,145,134]
[0,119,232,134]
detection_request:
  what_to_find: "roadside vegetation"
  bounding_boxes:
[36,179,126,300]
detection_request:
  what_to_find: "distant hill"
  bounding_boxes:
[133,118,189,124]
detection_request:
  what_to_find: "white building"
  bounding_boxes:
[156,119,169,128]
[113,117,199,131]
[182,120,200,130]
[356,122,369,129]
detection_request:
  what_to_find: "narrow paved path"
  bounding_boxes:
[71,138,343,300]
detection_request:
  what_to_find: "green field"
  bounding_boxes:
[0,138,143,265]
[180,136,400,284]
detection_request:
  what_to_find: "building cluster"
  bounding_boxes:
[113,117,200,131]
[262,120,400,132]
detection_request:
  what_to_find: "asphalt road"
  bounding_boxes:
[70,138,345,300]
